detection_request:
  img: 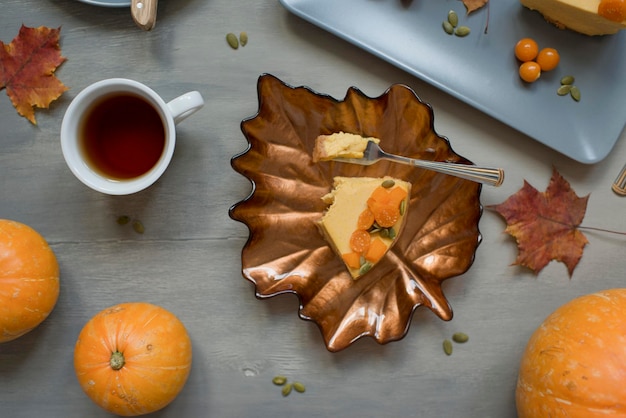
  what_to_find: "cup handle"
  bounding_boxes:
[167,91,204,124]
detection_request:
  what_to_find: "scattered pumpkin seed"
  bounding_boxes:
[399,199,406,215]
[379,227,396,239]
[381,179,396,188]
[132,220,145,234]
[557,84,572,96]
[443,339,453,355]
[455,26,471,37]
[293,382,306,393]
[442,20,454,35]
[272,375,287,386]
[557,75,581,102]
[447,10,459,27]
[281,383,293,397]
[239,31,248,47]
[359,261,373,276]
[452,332,469,343]
[226,32,239,49]
[116,215,130,225]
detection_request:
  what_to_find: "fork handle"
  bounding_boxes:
[384,154,504,187]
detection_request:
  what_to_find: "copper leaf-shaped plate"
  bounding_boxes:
[229,74,482,352]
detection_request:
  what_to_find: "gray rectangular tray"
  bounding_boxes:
[280,0,626,164]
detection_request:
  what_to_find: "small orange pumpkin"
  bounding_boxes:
[74,302,192,416]
[0,219,60,343]
[516,289,626,418]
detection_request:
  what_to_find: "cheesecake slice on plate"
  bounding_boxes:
[318,176,411,279]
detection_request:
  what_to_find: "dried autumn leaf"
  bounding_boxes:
[0,25,67,124]
[462,0,489,14]
[489,168,589,276]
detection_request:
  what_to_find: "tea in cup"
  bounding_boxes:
[61,78,204,195]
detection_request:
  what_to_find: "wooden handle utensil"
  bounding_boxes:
[131,0,158,31]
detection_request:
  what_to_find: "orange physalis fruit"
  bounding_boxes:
[349,229,371,253]
[357,208,375,230]
[598,0,626,22]
[519,61,541,83]
[514,38,539,62]
[367,185,404,227]
[536,48,560,71]
[372,204,400,228]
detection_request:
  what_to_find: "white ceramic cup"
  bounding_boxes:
[61,78,204,195]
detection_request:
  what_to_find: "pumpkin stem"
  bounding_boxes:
[110,351,125,370]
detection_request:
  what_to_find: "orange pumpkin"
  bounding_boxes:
[74,302,192,416]
[516,289,626,418]
[0,219,60,343]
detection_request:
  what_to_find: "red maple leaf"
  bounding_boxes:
[0,25,68,124]
[489,168,589,276]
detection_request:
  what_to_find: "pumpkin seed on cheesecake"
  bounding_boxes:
[312,132,380,162]
[520,0,626,35]
[318,176,411,279]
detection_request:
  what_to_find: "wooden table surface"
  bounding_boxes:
[1,1,625,417]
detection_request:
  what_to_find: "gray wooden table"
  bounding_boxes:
[1,1,625,417]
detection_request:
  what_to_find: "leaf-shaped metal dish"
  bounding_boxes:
[229,74,482,352]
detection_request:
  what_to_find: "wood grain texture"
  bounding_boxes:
[131,0,158,31]
[1,0,625,417]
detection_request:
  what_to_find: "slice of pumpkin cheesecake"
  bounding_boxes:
[318,176,411,279]
[520,0,626,35]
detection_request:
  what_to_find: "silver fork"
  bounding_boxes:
[333,141,504,187]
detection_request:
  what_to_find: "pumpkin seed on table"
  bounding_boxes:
[442,20,455,35]
[447,10,459,27]
[455,26,471,37]
[239,31,248,46]
[116,215,131,225]
[132,220,145,234]
[557,75,581,102]
[557,84,572,96]
[443,339,453,355]
[226,32,239,49]
[452,332,469,343]
[281,383,293,397]
[293,382,306,393]
[272,375,287,385]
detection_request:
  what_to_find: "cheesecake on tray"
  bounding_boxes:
[521,0,626,35]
